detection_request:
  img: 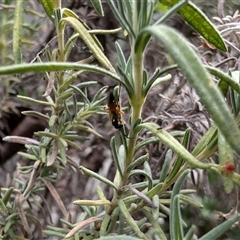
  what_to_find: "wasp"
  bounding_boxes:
[105,91,125,129]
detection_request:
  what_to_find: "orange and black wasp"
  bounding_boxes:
[105,91,125,129]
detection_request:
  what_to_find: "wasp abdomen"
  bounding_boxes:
[105,92,125,129]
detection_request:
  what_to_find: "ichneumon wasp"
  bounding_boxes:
[105,87,133,139]
[105,90,125,129]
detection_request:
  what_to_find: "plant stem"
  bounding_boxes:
[107,38,146,219]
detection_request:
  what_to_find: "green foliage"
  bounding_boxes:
[0,0,40,138]
[0,0,240,239]
[158,0,227,51]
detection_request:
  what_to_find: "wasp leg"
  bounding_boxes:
[116,106,125,115]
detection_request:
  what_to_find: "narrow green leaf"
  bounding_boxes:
[100,214,111,236]
[35,131,58,139]
[58,90,73,101]
[218,78,230,97]
[17,95,55,107]
[118,145,126,176]
[218,132,234,193]
[73,199,110,206]
[104,207,120,233]
[155,0,188,27]
[136,25,240,156]
[179,194,203,209]
[61,17,115,72]
[129,169,153,190]
[18,152,39,161]
[92,85,108,103]
[0,199,8,212]
[43,230,66,237]
[170,170,190,240]
[64,140,82,152]
[142,208,168,240]
[62,8,105,51]
[127,154,149,173]
[22,111,49,120]
[79,166,117,191]
[191,124,218,157]
[165,129,191,183]
[13,0,26,63]
[132,118,142,132]
[184,225,196,240]
[39,0,55,22]
[229,71,240,116]
[144,74,171,94]
[117,200,147,240]
[106,0,135,39]
[134,137,159,154]
[115,41,127,70]
[152,195,160,220]
[171,169,191,206]
[95,236,142,240]
[2,187,14,205]
[64,134,87,141]
[71,85,90,104]
[159,149,172,182]
[124,185,156,208]
[199,214,240,240]
[62,73,91,91]
[160,0,226,51]
[143,161,152,179]
[46,225,70,234]
[138,123,212,169]
[147,182,163,198]
[206,66,240,95]
[144,0,157,27]
[159,203,170,216]
[116,63,134,97]
[0,62,122,82]
[90,0,104,16]
[110,137,123,178]
[4,216,15,233]
[178,2,226,51]
[171,195,184,240]
[57,139,67,165]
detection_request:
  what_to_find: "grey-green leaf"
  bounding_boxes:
[90,0,104,16]
[135,25,240,156]
[95,236,142,240]
[170,170,190,240]
[39,0,55,22]
[199,214,240,240]
[159,0,226,51]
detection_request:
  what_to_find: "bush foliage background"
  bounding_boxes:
[0,0,240,239]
